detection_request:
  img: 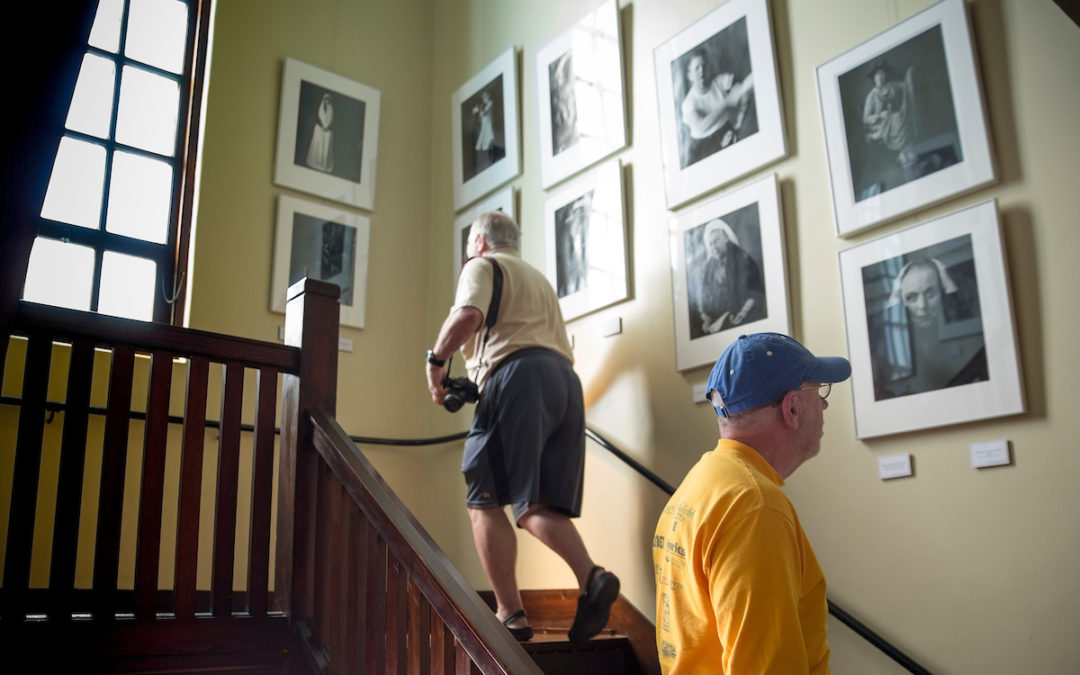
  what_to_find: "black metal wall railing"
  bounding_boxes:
[0,394,931,674]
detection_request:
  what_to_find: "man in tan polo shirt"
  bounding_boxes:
[425,210,618,643]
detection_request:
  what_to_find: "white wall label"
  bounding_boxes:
[878,453,913,480]
[692,382,708,405]
[970,439,1010,468]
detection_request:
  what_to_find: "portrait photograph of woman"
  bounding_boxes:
[274,58,381,210]
[653,0,786,208]
[816,0,995,236]
[837,25,961,204]
[293,80,367,184]
[838,199,1023,438]
[860,233,985,401]
[668,173,789,371]
[669,16,757,170]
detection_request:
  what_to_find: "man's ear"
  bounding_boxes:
[779,391,800,429]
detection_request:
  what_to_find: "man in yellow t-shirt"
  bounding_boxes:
[654,333,851,674]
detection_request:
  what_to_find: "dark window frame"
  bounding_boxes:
[29,0,212,325]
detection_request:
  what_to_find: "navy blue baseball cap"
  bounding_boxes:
[706,333,851,417]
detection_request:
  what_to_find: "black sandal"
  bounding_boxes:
[568,566,620,643]
[502,609,533,641]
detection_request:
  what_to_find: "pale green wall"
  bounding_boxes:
[190,0,438,512]
[189,1,1080,673]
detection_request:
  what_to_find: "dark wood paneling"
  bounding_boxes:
[93,345,135,617]
[49,339,96,615]
[409,577,432,675]
[365,522,387,675]
[3,334,51,619]
[309,412,542,675]
[246,365,277,616]
[0,615,301,672]
[174,355,209,618]
[134,349,174,618]
[212,360,243,617]
[386,557,408,675]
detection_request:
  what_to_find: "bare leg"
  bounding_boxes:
[517,506,600,590]
[468,506,527,628]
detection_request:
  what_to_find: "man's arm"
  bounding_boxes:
[426,306,483,404]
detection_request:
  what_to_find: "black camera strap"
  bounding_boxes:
[473,256,503,382]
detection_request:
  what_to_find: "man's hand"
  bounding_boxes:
[427,362,449,405]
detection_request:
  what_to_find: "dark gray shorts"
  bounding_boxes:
[462,348,585,524]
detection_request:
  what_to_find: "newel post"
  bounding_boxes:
[276,278,340,621]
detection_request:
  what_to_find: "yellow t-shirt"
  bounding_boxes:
[653,439,830,674]
[452,251,573,387]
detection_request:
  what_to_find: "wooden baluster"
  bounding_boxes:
[431,616,456,675]
[366,523,387,674]
[213,360,243,617]
[2,334,51,620]
[93,344,134,619]
[49,339,95,619]
[386,556,409,675]
[277,278,340,623]
[328,479,347,670]
[313,461,333,648]
[409,577,431,675]
[342,506,363,674]
[455,640,472,675]
[247,365,277,616]
[134,349,174,618]
[174,355,209,618]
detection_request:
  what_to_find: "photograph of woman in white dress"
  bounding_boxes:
[861,234,986,401]
[839,26,962,202]
[293,80,366,184]
[669,16,757,169]
[460,79,506,182]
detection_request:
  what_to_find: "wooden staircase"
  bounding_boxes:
[479,590,659,675]
[0,281,660,674]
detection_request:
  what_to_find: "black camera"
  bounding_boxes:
[443,376,479,413]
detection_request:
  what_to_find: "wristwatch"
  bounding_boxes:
[425,349,446,367]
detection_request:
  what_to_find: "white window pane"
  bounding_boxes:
[115,66,179,156]
[99,252,157,321]
[40,137,107,229]
[88,0,124,53]
[66,53,116,139]
[126,0,189,75]
[23,238,95,311]
[106,151,173,244]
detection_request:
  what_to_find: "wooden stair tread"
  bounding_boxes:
[521,628,629,648]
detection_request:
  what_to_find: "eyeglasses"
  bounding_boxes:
[772,382,831,406]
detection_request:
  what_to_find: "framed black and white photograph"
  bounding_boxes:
[452,186,516,284]
[535,0,626,189]
[816,0,995,237]
[669,173,789,371]
[451,47,521,212]
[653,0,786,209]
[838,200,1023,438]
[543,160,627,321]
[271,195,370,329]
[273,58,381,211]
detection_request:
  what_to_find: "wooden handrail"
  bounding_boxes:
[12,300,300,372]
[308,408,543,675]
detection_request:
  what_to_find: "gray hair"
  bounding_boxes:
[472,210,521,250]
[711,390,774,429]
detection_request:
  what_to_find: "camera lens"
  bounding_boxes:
[443,394,464,413]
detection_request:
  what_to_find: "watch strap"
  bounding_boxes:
[426,349,446,367]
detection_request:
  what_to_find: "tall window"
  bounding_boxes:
[21,0,208,323]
